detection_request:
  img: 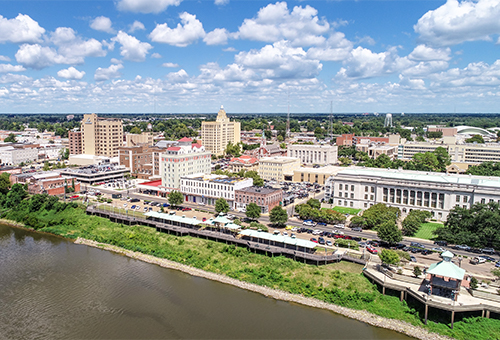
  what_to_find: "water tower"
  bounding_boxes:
[384,113,393,128]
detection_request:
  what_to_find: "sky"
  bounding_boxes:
[0,0,499,114]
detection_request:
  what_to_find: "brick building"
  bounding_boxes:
[68,130,82,155]
[235,186,283,214]
[119,144,164,180]
[12,171,80,196]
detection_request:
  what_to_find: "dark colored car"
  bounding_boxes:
[481,248,495,254]
[421,249,432,255]
[318,237,326,245]
[163,203,170,207]
[130,198,140,203]
[410,248,421,253]
[351,227,362,232]
[434,240,448,246]
[317,222,327,226]
[410,255,417,262]
[481,255,496,262]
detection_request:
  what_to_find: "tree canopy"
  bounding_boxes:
[245,202,261,220]
[435,202,500,249]
[356,203,400,230]
[465,134,484,144]
[379,249,400,265]
[168,191,183,207]
[215,198,230,214]
[377,221,402,245]
[4,133,16,143]
[402,210,431,236]
[269,206,288,227]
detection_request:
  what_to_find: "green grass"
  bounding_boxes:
[330,206,362,215]
[414,222,442,240]
[3,200,500,340]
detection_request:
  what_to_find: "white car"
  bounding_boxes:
[335,224,345,229]
[291,227,298,232]
[237,208,246,213]
[198,202,206,206]
[302,221,316,227]
[312,230,321,235]
[283,231,288,236]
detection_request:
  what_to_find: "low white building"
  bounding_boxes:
[287,144,338,165]
[258,156,301,182]
[0,145,38,165]
[325,168,500,221]
[180,174,253,208]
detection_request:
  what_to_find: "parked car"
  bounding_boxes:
[410,255,417,262]
[317,222,327,226]
[130,198,140,203]
[312,229,321,235]
[434,240,448,246]
[454,244,471,251]
[496,261,500,268]
[480,255,496,262]
[162,203,170,207]
[318,237,326,245]
[470,257,487,265]
[432,247,445,252]
[410,242,425,248]
[303,221,316,227]
[351,227,362,232]
[326,240,333,247]
[198,202,206,206]
[366,246,378,254]
[131,205,137,210]
[421,249,432,255]
[481,248,495,254]
[310,238,318,243]
[182,207,192,211]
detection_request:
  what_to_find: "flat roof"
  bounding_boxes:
[141,180,162,187]
[236,186,281,195]
[337,168,500,188]
[239,229,317,249]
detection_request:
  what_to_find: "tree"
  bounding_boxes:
[0,172,11,195]
[465,134,484,144]
[277,135,284,142]
[306,198,321,210]
[168,191,184,207]
[427,131,443,139]
[225,142,242,157]
[215,198,229,214]
[413,266,422,278]
[339,157,352,166]
[4,133,16,143]
[60,148,70,160]
[470,276,478,290]
[280,142,286,149]
[402,215,421,236]
[130,126,142,134]
[243,170,264,187]
[361,203,400,230]
[269,206,288,227]
[379,249,400,265]
[377,221,402,245]
[245,203,261,220]
[43,162,50,171]
[264,130,272,140]
[5,183,27,208]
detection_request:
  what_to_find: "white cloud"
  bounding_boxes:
[223,47,236,52]
[162,62,179,67]
[129,20,145,33]
[399,76,427,90]
[414,0,500,46]
[0,64,26,73]
[166,69,189,83]
[306,32,353,62]
[0,14,45,43]
[401,61,449,77]
[116,0,181,14]
[0,55,11,62]
[203,28,230,45]
[112,31,153,62]
[149,12,205,47]
[429,60,500,87]
[408,45,451,61]
[0,73,31,84]
[238,2,329,47]
[235,41,322,79]
[52,28,107,63]
[151,53,162,58]
[337,46,412,79]
[90,16,114,33]
[214,0,229,5]
[57,67,86,80]
[94,64,124,81]
[15,44,65,70]
[111,58,122,64]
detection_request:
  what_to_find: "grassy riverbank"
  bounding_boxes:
[3,202,500,340]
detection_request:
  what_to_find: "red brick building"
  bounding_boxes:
[235,186,283,214]
[118,144,164,180]
[336,133,389,146]
[12,171,80,195]
[69,130,82,155]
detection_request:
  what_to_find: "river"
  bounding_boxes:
[0,224,413,339]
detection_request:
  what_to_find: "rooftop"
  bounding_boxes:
[337,168,500,189]
[260,156,300,164]
[182,173,250,184]
[236,186,281,195]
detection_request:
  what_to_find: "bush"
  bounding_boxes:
[470,276,478,290]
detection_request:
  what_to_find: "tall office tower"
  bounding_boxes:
[201,105,241,156]
[81,113,123,157]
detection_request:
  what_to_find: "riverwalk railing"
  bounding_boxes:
[86,205,366,266]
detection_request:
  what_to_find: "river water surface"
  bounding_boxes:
[0,224,413,339]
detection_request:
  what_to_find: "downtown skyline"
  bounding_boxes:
[0,0,499,114]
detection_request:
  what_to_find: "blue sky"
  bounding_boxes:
[0,0,499,114]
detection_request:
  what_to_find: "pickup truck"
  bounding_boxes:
[470,257,487,265]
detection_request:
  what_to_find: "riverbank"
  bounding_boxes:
[74,237,450,340]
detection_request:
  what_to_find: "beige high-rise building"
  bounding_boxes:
[81,113,123,157]
[201,105,241,156]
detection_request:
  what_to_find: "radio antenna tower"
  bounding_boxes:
[328,101,333,143]
[286,90,290,140]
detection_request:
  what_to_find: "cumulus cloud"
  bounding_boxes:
[129,20,145,33]
[90,16,114,33]
[306,32,353,62]
[0,73,31,84]
[0,14,45,43]
[234,41,322,79]
[203,28,230,45]
[112,31,153,62]
[162,62,179,67]
[401,61,449,77]
[151,53,162,58]
[0,55,10,62]
[149,12,205,47]
[94,64,124,81]
[0,64,26,73]
[429,60,500,87]
[238,2,329,47]
[15,44,65,70]
[414,0,500,46]
[223,47,237,52]
[166,69,190,83]
[214,0,229,5]
[57,67,86,80]
[408,45,451,61]
[198,62,257,83]
[116,0,181,14]
[337,46,412,79]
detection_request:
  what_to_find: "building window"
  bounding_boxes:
[371,187,375,193]
[339,184,343,190]
[364,194,368,199]
[370,195,374,200]
[481,198,486,204]
[351,185,354,191]
[364,203,368,208]
[350,202,354,207]
[365,186,368,192]
[456,195,460,202]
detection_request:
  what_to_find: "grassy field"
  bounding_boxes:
[414,222,442,240]
[3,200,500,340]
[330,206,362,215]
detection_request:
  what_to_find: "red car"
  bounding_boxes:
[202,217,207,222]
[310,238,318,243]
[70,195,79,199]
[333,234,344,239]
[366,246,378,254]
[182,207,192,211]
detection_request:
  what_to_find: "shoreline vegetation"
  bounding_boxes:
[75,237,447,340]
[1,194,499,340]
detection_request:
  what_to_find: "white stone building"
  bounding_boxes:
[160,138,212,190]
[180,174,253,208]
[287,144,338,165]
[0,145,38,165]
[325,168,500,221]
[258,156,301,182]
